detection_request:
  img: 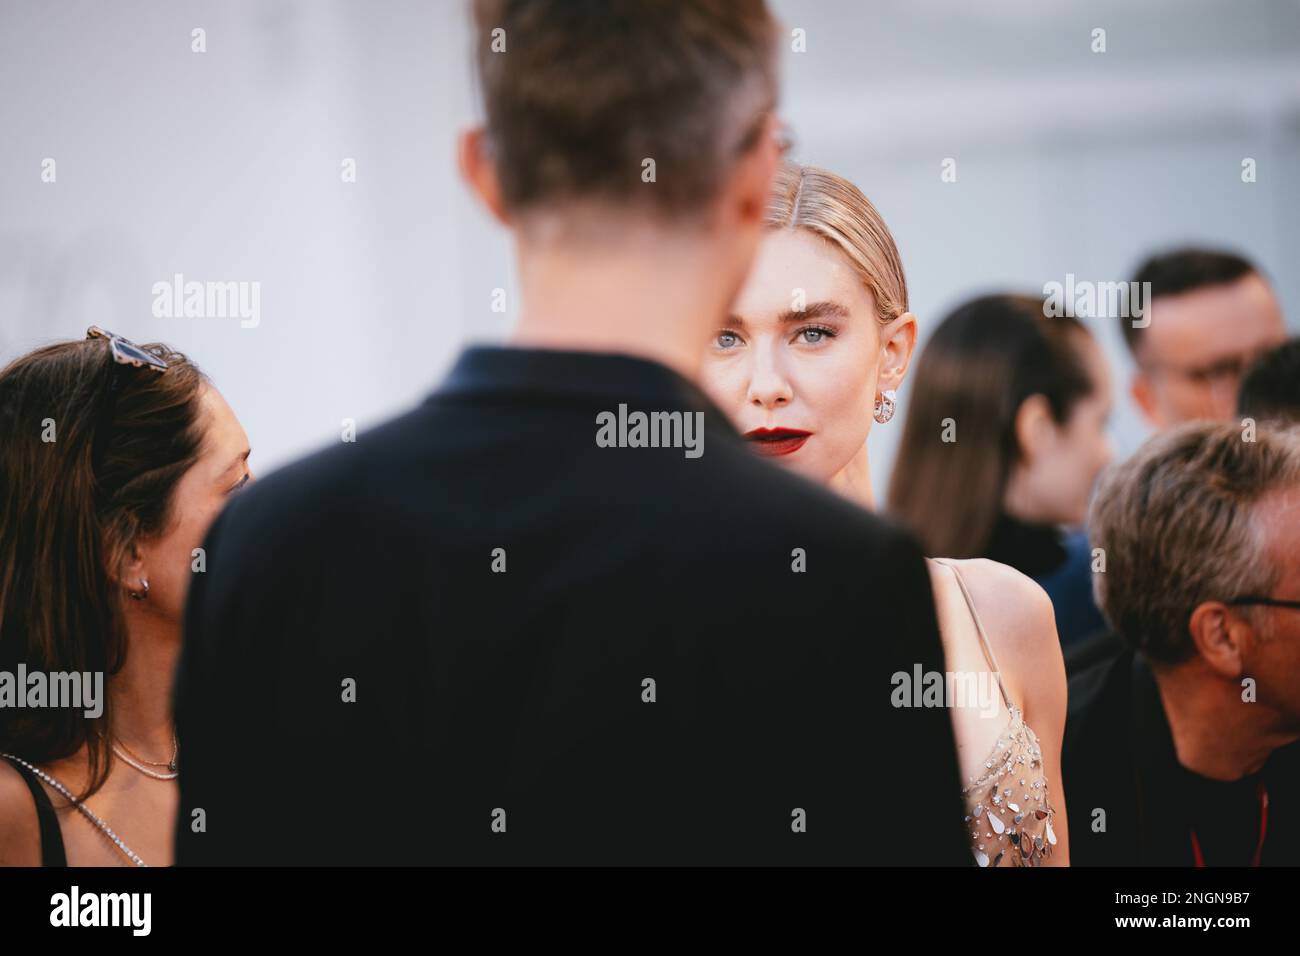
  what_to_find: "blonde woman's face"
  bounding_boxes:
[701,228,883,485]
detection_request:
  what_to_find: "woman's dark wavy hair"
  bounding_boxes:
[0,334,205,800]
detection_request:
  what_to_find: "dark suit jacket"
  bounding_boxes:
[1064,632,1300,865]
[174,347,969,865]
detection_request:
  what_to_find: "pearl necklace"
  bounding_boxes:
[0,753,147,867]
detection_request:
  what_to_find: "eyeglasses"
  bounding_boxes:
[86,326,170,373]
[1143,345,1274,389]
[1228,596,1300,612]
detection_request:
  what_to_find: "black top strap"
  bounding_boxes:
[1,755,67,867]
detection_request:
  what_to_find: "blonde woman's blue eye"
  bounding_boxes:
[799,327,831,344]
[716,331,740,349]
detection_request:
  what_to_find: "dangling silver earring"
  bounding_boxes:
[873,388,897,424]
[129,578,150,601]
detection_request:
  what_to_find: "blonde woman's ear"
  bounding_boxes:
[878,311,918,390]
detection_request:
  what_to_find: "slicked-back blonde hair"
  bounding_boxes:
[764,161,908,324]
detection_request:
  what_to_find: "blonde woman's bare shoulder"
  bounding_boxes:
[944,558,1053,631]
[930,558,1062,683]
[0,759,43,866]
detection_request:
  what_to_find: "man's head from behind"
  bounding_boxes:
[1123,249,1286,429]
[460,1,780,255]
[1239,338,1300,425]
[1090,421,1300,726]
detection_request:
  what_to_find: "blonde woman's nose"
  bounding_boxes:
[746,348,794,408]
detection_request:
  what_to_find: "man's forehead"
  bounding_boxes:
[1145,277,1282,360]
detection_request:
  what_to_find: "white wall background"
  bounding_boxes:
[2,0,1298,489]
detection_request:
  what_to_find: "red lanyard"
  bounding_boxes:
[1189,780,1269,867]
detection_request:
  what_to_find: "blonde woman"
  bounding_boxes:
[700,162,1070,866]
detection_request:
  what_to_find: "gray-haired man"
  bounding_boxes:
[1065,420,1300,865]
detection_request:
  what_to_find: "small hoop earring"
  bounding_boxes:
[873,388,897,424]
[129,578,150,601]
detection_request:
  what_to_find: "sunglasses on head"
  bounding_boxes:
[85,327,170,472]
[86,326,170,373]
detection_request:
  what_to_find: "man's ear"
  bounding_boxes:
[724,113,780,230]
[457,127,510,226]
[1188,601,1249,678]
[1012,393,1055,465]
[877,312,918,392]
[1130,370,1163,429]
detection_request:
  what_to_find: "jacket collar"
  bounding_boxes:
[437,346,722,410]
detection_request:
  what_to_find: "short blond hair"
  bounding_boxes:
[1089,421,1300,665]
[764,161,908,324]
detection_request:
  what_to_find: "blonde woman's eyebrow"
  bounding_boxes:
[778,300,850,323]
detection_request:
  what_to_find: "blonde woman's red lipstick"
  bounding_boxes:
[744,427,811,457]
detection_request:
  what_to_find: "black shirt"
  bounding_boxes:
[175,347,971,865]
[983,512,1067,579]
[1064,633,1300,865]
[1182,770,1266,866]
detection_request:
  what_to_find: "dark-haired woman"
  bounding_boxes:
[888,295,1114,647]
[0,328,252,866]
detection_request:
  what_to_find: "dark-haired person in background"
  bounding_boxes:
[888,295,1113,647]
[1065,422,1300,866]
[174,0,969,865]
[1126,248,1286,428]
[0,329,252,867]
[1239,338,1300,424]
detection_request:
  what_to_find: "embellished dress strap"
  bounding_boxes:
[932,559,1013,712]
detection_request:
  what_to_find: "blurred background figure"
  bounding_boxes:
[1125,248,1287,428]
[1067,421,1300,866]
[1239,338,1300,425]
[889,294,1113,647]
